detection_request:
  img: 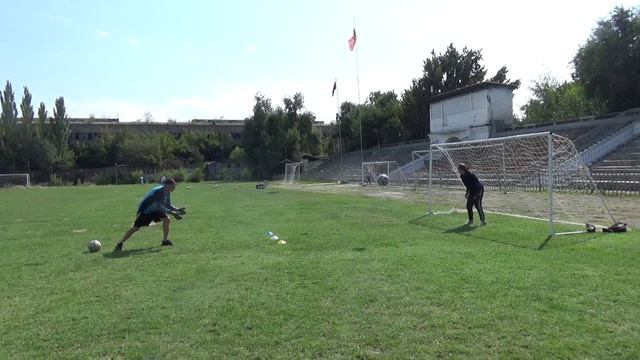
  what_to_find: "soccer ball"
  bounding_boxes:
[377,174,389,186]
[88,240,102,253]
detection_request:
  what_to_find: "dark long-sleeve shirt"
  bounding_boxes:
[460,172,484,195]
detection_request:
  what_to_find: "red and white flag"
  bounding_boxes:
[348,28,357,51]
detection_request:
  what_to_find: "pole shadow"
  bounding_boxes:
[537,232,606,250]
[409,214,604,250]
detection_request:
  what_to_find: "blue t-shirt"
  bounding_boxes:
[137,185,172,214]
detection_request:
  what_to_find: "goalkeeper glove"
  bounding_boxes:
[175,207,186,215]
[170,211,183,220]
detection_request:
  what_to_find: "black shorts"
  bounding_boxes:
[134,211,167,227]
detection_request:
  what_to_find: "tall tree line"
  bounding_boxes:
[0,81,70,176]
[521,6,640,122]
[0,80,234,180]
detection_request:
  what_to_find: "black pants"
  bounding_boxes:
[466,188,485,222]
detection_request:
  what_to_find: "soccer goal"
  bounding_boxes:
[425,132,615,236]
[0,173,31,188]
[283,162,302,184]
[362,161,408,188]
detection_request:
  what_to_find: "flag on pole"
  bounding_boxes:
[348,28,357,51]
[332,80,337,96]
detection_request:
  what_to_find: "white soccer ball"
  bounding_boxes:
[88,240,102,253]
[377,174,389,186]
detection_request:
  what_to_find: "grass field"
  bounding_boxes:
[1,182,638,359]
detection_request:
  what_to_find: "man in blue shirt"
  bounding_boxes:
[114,178,186,252]
[458,163,486,226]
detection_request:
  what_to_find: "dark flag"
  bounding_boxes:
[332,80,337,96]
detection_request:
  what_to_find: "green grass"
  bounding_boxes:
[1,182,638,359]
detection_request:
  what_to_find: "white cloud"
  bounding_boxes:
[127,36,139,45]
[246,45,257,53]
[97,30,110,39]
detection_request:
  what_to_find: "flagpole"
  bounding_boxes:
[353,17,363,184]
[335,78,343,183]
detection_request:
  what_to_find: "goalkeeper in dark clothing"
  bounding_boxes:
[114,178,186,252]
[458,163,486,226]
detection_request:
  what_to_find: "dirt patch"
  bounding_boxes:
[280,182,639,229]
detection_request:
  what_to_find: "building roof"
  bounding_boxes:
[429,82,518,103]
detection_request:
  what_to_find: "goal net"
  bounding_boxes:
[362,161,408,188]
[424,132,615,236]
[283,162,302,184]
[0,173,31,188]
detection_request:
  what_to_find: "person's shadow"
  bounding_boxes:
[443,224,477,234]
[102,246,164,259]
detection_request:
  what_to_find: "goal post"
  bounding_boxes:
[361,161,408,188]
[0,173,31,188]
[425,132,615,237]
[283,162,302,184]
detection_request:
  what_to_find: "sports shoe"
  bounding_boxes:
[113,243,123,252]
[161,239,174,246]
[480,220,487,226]
[465,220,474,226]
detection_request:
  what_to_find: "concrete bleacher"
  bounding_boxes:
[302,141,429,183]
[588,135,640,194]
[302,109,640,193]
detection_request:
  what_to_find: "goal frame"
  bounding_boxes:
[283,162,302,184]
[426,132,615,237]
[361,161,408,188]
[0,173,31,188]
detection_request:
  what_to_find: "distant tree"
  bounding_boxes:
[143,111,154,123]
[1,81,19,171]
[36,102,48,139]
[401,44,519,141]
[242,93,324,178]
[336,101,359,152]
[487,66,521,88]
[50,97,71,153]
[359,91,403,148]
[174,131,205,165]
[573,6,640,112]
[229,146,246,164]
[1,81,18,127]
[18,87,36,172]
[49,97,74,173]
[520,76,605,123]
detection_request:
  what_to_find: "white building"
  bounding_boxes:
[429,82,517,144]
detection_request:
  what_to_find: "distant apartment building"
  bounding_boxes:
[69,118,335,144]
[69,118,245,144]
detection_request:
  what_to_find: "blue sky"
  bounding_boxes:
[2,0,638,123]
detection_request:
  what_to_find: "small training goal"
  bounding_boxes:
[0,173,31,188]
[283,162,302,185]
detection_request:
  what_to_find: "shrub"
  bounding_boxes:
[49,173,65,186]
[131,169,144,183]
[220,167,235,181]
[169,168,187,183]
[96,173,114,185]
[188,167,203,183]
